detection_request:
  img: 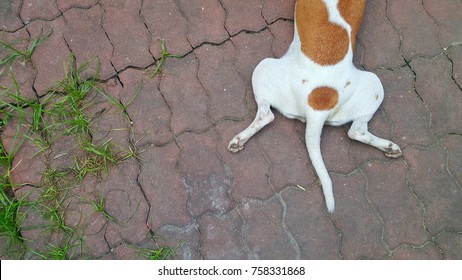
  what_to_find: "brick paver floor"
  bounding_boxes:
[1,0,461,259]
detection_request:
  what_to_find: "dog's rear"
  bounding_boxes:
[229,0,401,213]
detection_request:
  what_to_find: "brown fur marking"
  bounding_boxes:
[308,86,339,110]
[337,0,366,51]
[296,0,349,65]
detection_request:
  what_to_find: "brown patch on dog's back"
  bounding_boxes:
[296,0,350,65]
[337,0,366,51]
[308,86,339,110]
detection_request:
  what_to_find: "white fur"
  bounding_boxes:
[228,0,401,213]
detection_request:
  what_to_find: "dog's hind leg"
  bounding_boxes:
[348,119,402,158]
[228,101,274,153]
[305,117,335,213]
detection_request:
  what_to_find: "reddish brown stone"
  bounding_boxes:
[240,196,298,259]
[364,160,427,249]
[115,69,172,147]
[177,131,233,217]
[447,46,462,88]
[411,55,462,135]
[258,115,317,192]
[392,243,442,260]
[387,0,440,59]
[101,0,153,71]
[438,231,462,259]
[282,187,341,259]
[221,0,267,35]
[268,20,294,58]
[331,172,388,259]
[357,0,404,69]
[141,0,192,59]
[262,0,295,23]
[199,211,248,259]
[20,0,61,23]
[57,0,98,11]
[139,143,191,231]
[195,41,248,122]
[177,0,228,47]
[216,120,274,202]
[0,0,23,31]
[159,54,211,134]
[443,135,462,185]
[423,0,462,47]
[405,145,462,235]
[377,67,435,148]
[157,224,202,260]
[28,17,71,95]
[63,5,115,80]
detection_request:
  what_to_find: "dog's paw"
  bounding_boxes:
[384,142,402,158]
[228,137,244,153]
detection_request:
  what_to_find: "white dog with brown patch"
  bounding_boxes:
[228,0,402,213]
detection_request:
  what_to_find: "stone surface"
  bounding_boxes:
[1,0,461,260]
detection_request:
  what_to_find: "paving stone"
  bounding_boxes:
[405,145,462,235]
[387,0,440,59]
[357,0,404,70]
[20,0,61,23]
[268,20,294,58]
[331,172,388,259]
[157,224,202,260]
[1,0,461,261]
[89,95,131,150]
[392,243,442,260]
[95,161,150,246]
[442,135,462,185]
[0,60,36,102]
[177,131,233,217]
[215,120,274,202]
[159,54,211,134]
[57,0,98,11]
[282,187,341,259]
[78,227,110,258]
[423,0,462,47]
[0,0,23,31]
[0,29,36,101]
[2,122,47,186]
[13,186,51,256]
[115,69,172,147]
[321,125,357,174]
[411,55,462,135]
[258,115,317,192]
[232,29,274,80]
[177,0,228,47]
[110,243,139,260]
[348,109,393,165]
[437,231,462,259]
[262,0,295,23]
[239,196,298,259]
[377,67,435,148]
[364,160,427,249]
[221,0,267,35]
[447,46,462,86]
[101,0,153,71]
[195,41,248,122]
[27,17,71,95]
[47,134,85,170]
[63,4,115,80]
[141,0,192,59]
[139,143,191,231]
[198,211,248,259]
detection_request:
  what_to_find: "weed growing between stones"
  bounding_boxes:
[0,34,177,259]
[149,39,183,78]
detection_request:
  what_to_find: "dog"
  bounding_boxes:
[228,0,402,213]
